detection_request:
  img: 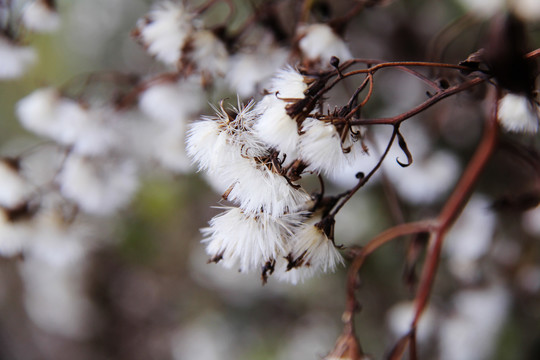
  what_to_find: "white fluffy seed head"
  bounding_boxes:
[136,1,193,66]
[222,162,312,217]
[298,23,352,67]
[58,154,139,216]
[21,0,61,33]
[0,160,31,208]
[298,119,364,176]
[275,217,344,284]
[0,36,37,79]
[254,67,309,156]
[497,93,539,133]
[187,100,268,173]
[202,207,292,272]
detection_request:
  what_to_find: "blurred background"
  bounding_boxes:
[0,0,540,359]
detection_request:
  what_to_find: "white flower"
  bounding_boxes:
[226,38,288,97]
[222,160,312,216]
[0,36,37,79]
[16,87,65,139]
[16,88,119,155]
[513,0,540,21]
[456,0,505,18]
[254,67,308,157]
[25,210,90,268]
[135,1,194,66]
[439,284,510,360]
[202,207,297,272]
[184,30,228,77]
[19,257,97,339]
[385,150,461,204]
[497,93,539,133]
[139,78,203,125]
[0,209,31,256]
[298,118,365,176]
[522,205,540,235]
[298,23,352,66]
[0,159,31,208]
[58,154,139,215]
[187,100,268,173]
[21,0,61,33]
[275,216,344,284]
[444,195,496,282]
[188,100,310,216]
[386,301,438,343]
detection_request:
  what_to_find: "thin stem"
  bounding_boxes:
[329,125,398,218]
[350,76,485,126]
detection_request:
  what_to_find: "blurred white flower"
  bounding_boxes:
[135,1,193,66]
[0,159,31,208]
[444,195,496,282]
[226,36,288,98]
[171,314,236,360]
[21,0,61,33]
[185,29,228,77]
[497,93,539,134]
[386,301,438,343]
[139,78,203,125]
[0,209,31,256]
[522,205,540,235]
[439,284,510,360]
[456,0,505,18]
[26,210,91,268]
[0,36,37,79]
[512,0,540,21]
[298,23,352,66]
[19,258,98,339]
[16,88,119,155]
[392,151,460,204]
[59,154,139,215]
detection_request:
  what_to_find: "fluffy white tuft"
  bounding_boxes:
[21,0,61,33]
[497,93,539,133]
[0,36,37,79]
[275,219,344,284]
[136,1,193,66]
[202,207,293,272]
[58,154,139,215]
[254,67,308,157]
[0,160,31,208]
[298,23,352,66]
[298,119,364,176]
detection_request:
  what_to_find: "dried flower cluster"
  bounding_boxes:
[0,0,540,359]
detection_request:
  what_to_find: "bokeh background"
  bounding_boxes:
[1,0,540,359]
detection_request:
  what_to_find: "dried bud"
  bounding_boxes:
[325,326,367,360]
[483,14,537,95]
